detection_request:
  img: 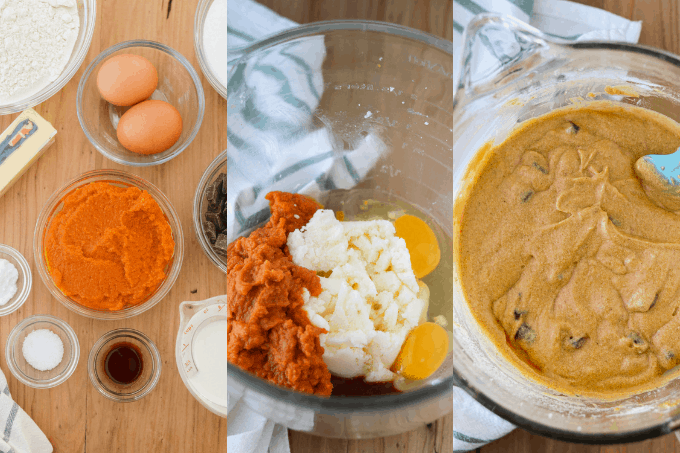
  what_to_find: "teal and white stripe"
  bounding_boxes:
[0,370,53,453]
[226,0,385,242]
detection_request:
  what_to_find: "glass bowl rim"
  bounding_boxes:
[0,0,97,115]
[194,0,227,100]
[33,169,184,320]
[87,328,162,402]
[5,314,80,389]
[195,8,454,99]
[228,19,454,59]
[0,244,32,317]
[75,39,206,167]
[193,149,227,273]
[450,13,680,444]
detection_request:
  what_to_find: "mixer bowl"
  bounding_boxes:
[225,20,454,439]
[451,13,680,443]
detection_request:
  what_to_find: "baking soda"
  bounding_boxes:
[0,259,18,306]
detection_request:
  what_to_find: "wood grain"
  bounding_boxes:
[250,0,454,452]
[0,0,227,452]
[483,1,680,452]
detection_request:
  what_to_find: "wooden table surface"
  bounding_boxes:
[0,0,228,452]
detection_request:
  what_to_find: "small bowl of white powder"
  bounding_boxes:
[5,314,79,389]
[0,244,31,316]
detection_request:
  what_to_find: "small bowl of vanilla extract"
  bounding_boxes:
[88,328,162,402]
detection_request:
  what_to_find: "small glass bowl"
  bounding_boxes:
[34,170,184,320]
[0,0,96,114]
[88,329,162,402]
[0,245,32,316]
[76,40,205,166]
[5,315,80,389]
[193,150,227,273]
[194,0,228,99]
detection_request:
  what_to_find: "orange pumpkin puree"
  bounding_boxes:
[44,182,175,311]
[227,192,332,396]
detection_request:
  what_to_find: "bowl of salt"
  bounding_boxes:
[5,314,80,389]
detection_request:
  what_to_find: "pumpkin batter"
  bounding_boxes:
[227,192,332,396]
[458,102,680,395]
[44,182,175,311]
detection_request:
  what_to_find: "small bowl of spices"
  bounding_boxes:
[5,315,79,389]
[0,245,32,317]
[34,169,184,320]
[193,150,228,273]
[88,328,162,402]
[76,40,205,166]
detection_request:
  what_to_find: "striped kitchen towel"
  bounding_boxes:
[224,1,641,453]
[0,369,52,453]
[225,0,386,243]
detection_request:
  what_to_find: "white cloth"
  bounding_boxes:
[0,369,52,453]
[225,1,642,452]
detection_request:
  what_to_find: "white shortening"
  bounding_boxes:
[288,210,429,382]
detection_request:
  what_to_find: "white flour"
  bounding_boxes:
[0,0,79,104]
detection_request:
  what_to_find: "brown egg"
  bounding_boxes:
[117,100,183,155]
[97,54,158,106]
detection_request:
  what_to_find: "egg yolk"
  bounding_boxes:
[393,322,448,381]
[394,214,441,278]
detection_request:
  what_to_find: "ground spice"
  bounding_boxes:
[227,192,332,396]
[44,182,175,311]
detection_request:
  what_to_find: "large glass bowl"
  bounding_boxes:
[225,21,454,439]
[0,0,96,115]
[34,170,184,320]
[451,13,680,444]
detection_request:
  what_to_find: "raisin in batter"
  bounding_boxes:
[458,102,680,395]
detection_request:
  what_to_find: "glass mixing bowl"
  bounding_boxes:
[0,0,96,115]
[226,21,454,438]
[34,170,184,320]
[451,13,680,443]
[76,40,205,166]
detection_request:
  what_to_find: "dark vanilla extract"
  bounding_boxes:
[330,375,401,397]
[104,342,143,385]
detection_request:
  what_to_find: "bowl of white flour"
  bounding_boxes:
[0,0,96,114]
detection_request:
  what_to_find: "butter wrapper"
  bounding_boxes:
[0,108,57,198]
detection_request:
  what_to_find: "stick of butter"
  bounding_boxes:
[0,108,56,198]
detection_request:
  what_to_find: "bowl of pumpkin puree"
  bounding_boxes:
[34,170,184,320]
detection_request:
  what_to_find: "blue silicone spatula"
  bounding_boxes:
[635,148,680,210]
